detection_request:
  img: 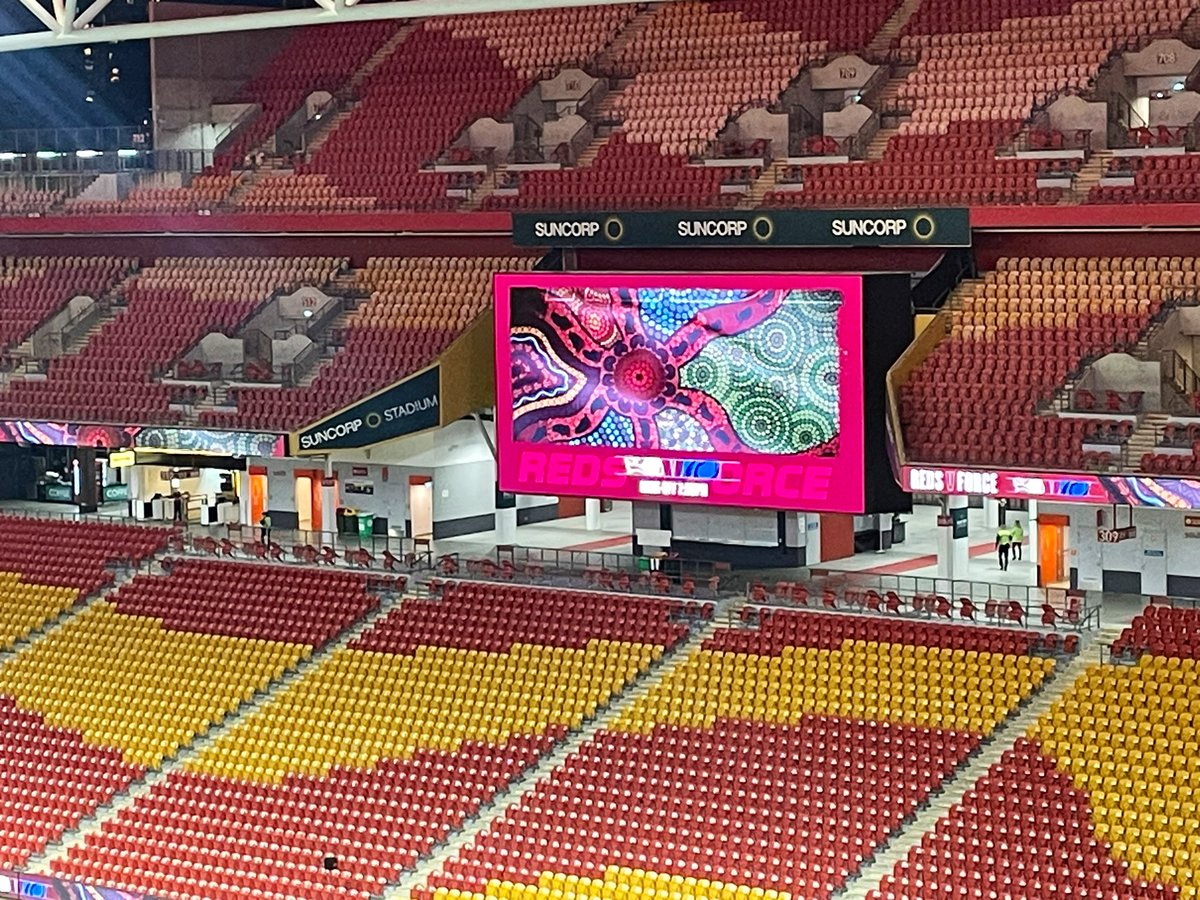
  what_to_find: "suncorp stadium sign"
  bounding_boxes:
[294,366,441,453]
[513,209,969,248]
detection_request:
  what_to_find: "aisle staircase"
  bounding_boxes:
[866,0,928,56]
[383,611,736,900]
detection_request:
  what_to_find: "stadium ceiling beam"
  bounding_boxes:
[0,0,640,52]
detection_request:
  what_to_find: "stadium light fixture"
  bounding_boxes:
[1173,81,1185,92]
[117,148,138,157]
[76,149,102,158]
[35,151,62,159]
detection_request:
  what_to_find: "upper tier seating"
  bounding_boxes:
[900,256,1195,471]
[55,582,695,900]
[205,255,531,431]
[272,9,632,211]
[896,0,1192,133]
[900,0,1082,37]
[421,610,1053,900]
[0,256,132,355]
[0,558,377,868]
[482,133,730,210]
[0,256,340,426]
[871,602,1200,899]
[778,122,1049,208]
[211,22,402,174]
[0,516,171,651]
[777,0,1192,209]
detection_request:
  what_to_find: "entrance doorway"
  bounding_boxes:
[409,476,433,539]
[1038,514,1070,587]
[294,470,325,534]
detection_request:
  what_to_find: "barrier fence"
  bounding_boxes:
[744,568,1103,632]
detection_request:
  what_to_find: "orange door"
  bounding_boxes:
[1039,524,1065,586]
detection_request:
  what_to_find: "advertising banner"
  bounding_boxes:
[293,366,441,453]
[496,273,867,512]
[512,209,971,248]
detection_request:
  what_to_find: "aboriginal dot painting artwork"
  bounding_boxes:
[510,286,842,454]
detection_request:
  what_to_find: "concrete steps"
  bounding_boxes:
[1125,413,1169,464]
[739,160,789,209]
[595,8,657,75]
[866,125,900,160]
[866,0,927,56]
[1059,149,1112,205]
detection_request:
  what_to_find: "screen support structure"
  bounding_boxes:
[2,0,646,53]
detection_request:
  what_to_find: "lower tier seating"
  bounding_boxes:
[0,559,378,867]
[53,582,698,900]
[872,603,1200,899]
[419,610,1054,900]
[0,516,172,650]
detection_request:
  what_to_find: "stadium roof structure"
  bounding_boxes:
[3,0,639,52]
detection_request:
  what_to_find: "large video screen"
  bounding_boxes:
[494,273,865,512]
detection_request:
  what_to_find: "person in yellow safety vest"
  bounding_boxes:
[995,525,1013,571]
[1010,519,1024,561]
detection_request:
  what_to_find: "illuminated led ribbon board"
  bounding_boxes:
[903,465,1200,509]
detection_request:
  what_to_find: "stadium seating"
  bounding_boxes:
[0,256,341,426]
[0,558,377,870]
[54,582,696,900]
[205,255,531,431]
[0,187,62,216]
[900,257,1194,471]
[871,602,1200,899]
[1090,156,1200,205]
[0,256,133,356]
[211,22,403,175]
[419,609,1054,900]
[63,175,242,216]
[0,516,170,650]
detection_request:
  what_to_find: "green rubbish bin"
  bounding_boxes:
[356,512,374,539]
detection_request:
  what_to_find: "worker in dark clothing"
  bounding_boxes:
[996,525,1013,571]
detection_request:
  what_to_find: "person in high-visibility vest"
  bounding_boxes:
[1010,519,1024,561]
[995,526,1013,571]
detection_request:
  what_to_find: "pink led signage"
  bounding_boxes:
[903,465,1200,509]
[495,273,866,512]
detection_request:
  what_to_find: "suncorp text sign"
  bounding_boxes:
[294,367,441,453]
[513,209,970,248]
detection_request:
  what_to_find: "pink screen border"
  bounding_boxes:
[494,272,866,512]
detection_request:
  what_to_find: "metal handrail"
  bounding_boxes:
[743,569,1102,633]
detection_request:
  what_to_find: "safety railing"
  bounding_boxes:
[0,147,212,176]
[742,569,1102,632]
